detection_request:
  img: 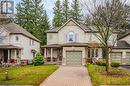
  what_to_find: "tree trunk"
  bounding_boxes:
[104,47,110,73]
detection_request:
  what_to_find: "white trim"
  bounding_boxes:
[51,48,53,62]
[44,48,47,58]
[14,49,17,59]
[57,18,86,32]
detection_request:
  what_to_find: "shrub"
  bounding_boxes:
[34,52,44,66]
[96,60,120,67]
[111,62,120,67]
[96,60,106,66]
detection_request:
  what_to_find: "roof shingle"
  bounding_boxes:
[114,41,130,49]
[1,23,39,42]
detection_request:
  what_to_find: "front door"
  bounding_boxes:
[4,49,8,63]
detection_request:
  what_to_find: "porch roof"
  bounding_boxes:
[0,45,22,49]
[61,43,90,47]
[42,43,91,48]
[42,44,61,48]
[87,43,103,48]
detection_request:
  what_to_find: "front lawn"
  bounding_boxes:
[87,64,130,86]
[0,65,59,86]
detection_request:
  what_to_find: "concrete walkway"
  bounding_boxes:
[40,66,92,86]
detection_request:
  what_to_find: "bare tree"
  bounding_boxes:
[83,0,130,72]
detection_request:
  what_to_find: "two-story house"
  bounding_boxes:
[0,23,40,64]
[43,19,130,65]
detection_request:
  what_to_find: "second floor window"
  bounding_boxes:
[16,36,19,42]
[67,32,76,43]
[30,39,34,46]
[32,40,34,46]
[90,34,97,41]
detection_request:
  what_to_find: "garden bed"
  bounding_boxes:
[87,64,130,86]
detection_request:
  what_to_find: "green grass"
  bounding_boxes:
[0,65,59,86]
[87,64,130,86]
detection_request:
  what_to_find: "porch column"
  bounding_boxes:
[122,51,126,58]
[44,48,47,58]
[8,49,11,60]
[44,48,47,62]
[8,49,10,62]
[14,49,17,59]
[90,48,92,58]
[94,48,96,58]
[51,48,53,62]
[122,51,126,65]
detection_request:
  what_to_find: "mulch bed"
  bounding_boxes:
[102,72,129,77]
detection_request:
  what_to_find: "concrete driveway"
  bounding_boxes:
[40,66,92,86]
[120,66,130,72]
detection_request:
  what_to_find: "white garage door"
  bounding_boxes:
[111,52,122,63]
[66,51,82,65]
[126,52,130,65]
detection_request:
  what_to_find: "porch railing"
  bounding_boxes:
[44,57,62,65]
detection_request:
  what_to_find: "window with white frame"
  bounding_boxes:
[29,39,35,46]
[67,32,76,43]
[15,36,19,42]
[95,49,98,57]
[89,48,99,58]
[32,40,34,46]
[90,34,97,41]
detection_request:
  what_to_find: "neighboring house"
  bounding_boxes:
[0,23,40,64]
[112,33,130,65]
[42,19,122,65]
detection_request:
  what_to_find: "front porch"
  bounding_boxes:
[0,45,22,65]
[43,44,63,65]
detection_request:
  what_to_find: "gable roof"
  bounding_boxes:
[47,18,97,33]
[1,23,39,42]
[118,32,130,40]
[0,44,22,49]
[114,41,130,49]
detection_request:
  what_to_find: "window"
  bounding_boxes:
[67,32,76,42]
[95,49,98,57]
[90,34,96,41]
[88,48,90,58]
[30,39,34,46]
[91,48,98,57]
[92,49,94,57]
[32,40,34,46]
[16,36,19,41]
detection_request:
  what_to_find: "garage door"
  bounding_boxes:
[126,52,130,65]
[66,51,82,65]
[111,52,122,63]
